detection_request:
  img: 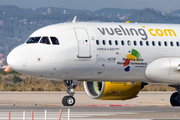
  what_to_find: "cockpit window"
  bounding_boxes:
[40,37,50,45]
[26,37,41,44]
[50,37,59,45]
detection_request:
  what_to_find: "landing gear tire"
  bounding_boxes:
[170,92,180,106]
[169,85,180,106]
[62,96,68,106]
[62,96,75,106]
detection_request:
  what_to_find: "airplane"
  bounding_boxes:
[6,17,180,106]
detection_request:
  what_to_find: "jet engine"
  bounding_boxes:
[84,81,147,100]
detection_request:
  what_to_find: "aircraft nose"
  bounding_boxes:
[7,45,27,72]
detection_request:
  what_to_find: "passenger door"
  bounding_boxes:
[74,28,91,58]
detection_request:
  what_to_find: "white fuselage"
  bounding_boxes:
[7,22,180,84]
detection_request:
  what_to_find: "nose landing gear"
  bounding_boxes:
[62,80,78,106]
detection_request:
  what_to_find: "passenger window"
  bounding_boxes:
[96,40,99,45]
[146,41,149,46]
[50,37,59,45]
[134,41,137,46]
[40,37,50,45]
[152,41,155,46]
[121,40,124,46]
[102,40,106,45]
[164,41,167,46]
[26,37,41,44]
[109,40,112,45]
[170,41,173,46]
[127,40,131,46]
[115,40,118,45]
[158,41,161,46]
[140,41,143,46]
[177,41,179,47]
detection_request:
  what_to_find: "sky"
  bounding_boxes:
[0,0,180,11]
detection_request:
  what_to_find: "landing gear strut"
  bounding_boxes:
[62,80,78,106]
[169,85,180,106]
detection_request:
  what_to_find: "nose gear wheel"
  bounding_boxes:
[62,80,77,106]
[62,96,75,106]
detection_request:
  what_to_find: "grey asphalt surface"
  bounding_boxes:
[0,91,179,120]
[0,91,173,106]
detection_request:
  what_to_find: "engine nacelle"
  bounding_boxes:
[145,57,180,83]
[84,81,147,100]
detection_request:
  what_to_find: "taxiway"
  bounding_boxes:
[0,91,179,120]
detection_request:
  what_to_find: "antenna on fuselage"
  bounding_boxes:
[72,16,77,23]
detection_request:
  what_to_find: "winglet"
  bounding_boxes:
[4,65,10,72]
[72,16,77,23]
